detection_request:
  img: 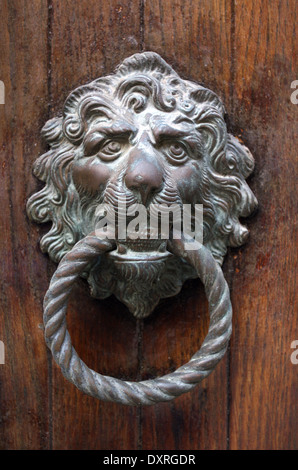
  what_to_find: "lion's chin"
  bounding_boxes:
[86,245,197,319]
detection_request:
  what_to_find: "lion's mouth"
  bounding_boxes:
[106,239,172,262]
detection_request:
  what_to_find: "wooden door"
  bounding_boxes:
[0,0,297,450]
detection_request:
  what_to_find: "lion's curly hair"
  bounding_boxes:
[27,52,257,265]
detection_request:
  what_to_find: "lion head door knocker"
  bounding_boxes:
[27,52,257,405]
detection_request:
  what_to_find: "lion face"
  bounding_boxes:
[27,52,257,318]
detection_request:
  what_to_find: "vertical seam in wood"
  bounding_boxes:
[227,0,236,450]
[47,0,53,116]
[137,405,143,450]
[46,349,53,450]
[47,0,53,451]
[139,0,145,51]
[230,0,236,113]
[138,0,145,449]
[136,319,144,449]
[227,345,231,450]
[5,3,24,444]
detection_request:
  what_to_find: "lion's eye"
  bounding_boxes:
[164,142,188,164]
[169,143,185,157]
[99,140,123,161]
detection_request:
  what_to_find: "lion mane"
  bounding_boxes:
[27,52,257,265]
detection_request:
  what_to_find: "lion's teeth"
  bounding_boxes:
[158,243,166,252]
[117,243,127,254]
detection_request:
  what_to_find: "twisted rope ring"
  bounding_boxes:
[43,234,232,405]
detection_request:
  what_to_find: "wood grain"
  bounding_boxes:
[140,0,232,450]
[0,0,296,450]
[142,0,232,106]
[0,0,50,450]
[48,0,142,450]
[226,0,298,450]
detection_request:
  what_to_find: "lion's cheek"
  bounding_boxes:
[72,158,112,194]
[170,163,202,203]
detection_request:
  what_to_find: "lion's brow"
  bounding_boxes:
[92,120,137,137]
[148,120,202,153]
[151,122,196,143]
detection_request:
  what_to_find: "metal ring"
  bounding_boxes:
[43,234,232,405]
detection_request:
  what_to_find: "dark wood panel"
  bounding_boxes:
[139,287,229,450]
[142,0,232,105]
[0,0,296,451]
[0,0,50,450]
[227,0,297,450]
[140,0,233,450]
[48,0,142,450]
[49,0,143,114]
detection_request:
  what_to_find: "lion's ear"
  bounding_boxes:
[226,134,258,219]
[41,117,63,148]
[226,134,255,179]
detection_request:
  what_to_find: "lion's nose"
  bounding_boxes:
[125,160,163,205]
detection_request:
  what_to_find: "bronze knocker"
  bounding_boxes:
[27,52,257,405]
